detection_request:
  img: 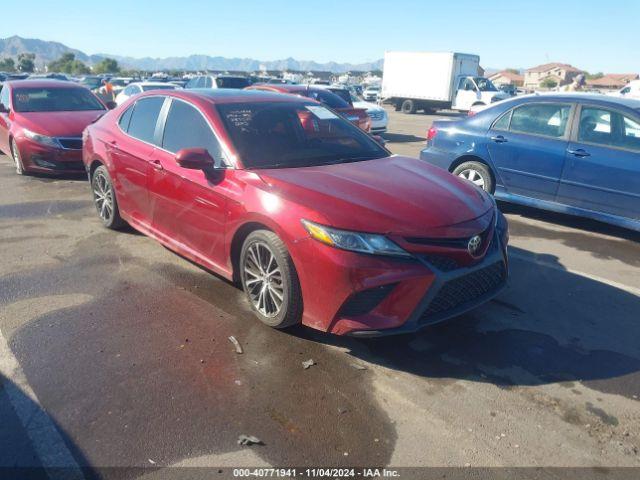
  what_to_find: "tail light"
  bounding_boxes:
[426,126,438,142]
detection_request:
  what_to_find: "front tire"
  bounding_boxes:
[453,161,494,193]
[240,230,302,329]
[401,99,416,114]
[91,165,126,229]
[11,139,26,175]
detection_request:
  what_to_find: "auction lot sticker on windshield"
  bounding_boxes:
[306,105,338,120]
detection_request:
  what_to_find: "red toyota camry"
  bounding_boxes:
[0,80,108,175]
[82,89,508,336]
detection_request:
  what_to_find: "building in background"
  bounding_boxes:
[489,70,524,87]
[587,73,639,91]
[524,63,582,90]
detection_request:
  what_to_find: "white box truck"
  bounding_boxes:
[381,51,508,113]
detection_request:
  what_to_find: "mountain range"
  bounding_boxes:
[0,36,383,73]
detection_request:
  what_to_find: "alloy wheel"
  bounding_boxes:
[243,242,284,317]
[93,171,115,222]
[458,168,486,190]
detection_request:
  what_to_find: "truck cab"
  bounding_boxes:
[452,76,507,111]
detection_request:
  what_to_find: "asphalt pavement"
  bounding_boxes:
[0,107,639,479]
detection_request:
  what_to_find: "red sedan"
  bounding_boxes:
[82,89,508,336]
[0,80,109,175]
[246,84,372,133]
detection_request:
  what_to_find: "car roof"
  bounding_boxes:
[5,79,82,89]
[144,88,315,105]
[518,92,640,110]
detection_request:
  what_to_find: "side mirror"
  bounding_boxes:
[105,101,117,110]
[175,148,215,170]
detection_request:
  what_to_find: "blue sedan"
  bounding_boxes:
[420,94,640,231]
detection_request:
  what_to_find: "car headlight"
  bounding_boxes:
[301,219,410,257]
[23,129,60,148]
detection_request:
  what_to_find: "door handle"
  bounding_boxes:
[567,148,590,157]
[106,140,119,151]
[491,135,508,143]
[150,159,163,170]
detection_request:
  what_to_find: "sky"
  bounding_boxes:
[3,0,638,73]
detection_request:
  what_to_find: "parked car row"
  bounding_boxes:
[0,79,509,337]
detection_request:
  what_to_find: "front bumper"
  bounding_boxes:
[349,236,507,337]
[17,137,85,174]
[293,225,508,336]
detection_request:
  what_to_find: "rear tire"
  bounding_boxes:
[91,165,126,229]
[453,161,494,193]
[240,230,302,329]
[401,99,416,114]
[11,139,26,175]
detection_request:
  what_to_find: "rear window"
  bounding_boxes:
[328,89,353,105]
[215,77,250,89]
[304,89,350,109]
[216,101,387,169]
[12,87,105,112]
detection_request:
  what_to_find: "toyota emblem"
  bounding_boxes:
[467,235,482,257]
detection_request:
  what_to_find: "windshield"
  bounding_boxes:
[474,77,498,91]
[12,87,105,112]
[216,102,388,169]
[141,84,176,92]
[216,77,250,89]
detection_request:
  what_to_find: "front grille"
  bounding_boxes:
[339,284,397,317]
[420,261,506,321]
[421,254,460,272]
[57,137,83,150]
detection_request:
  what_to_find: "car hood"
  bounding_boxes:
[255,156,493,236]
[15,110,106,137]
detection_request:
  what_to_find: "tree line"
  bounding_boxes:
[0,53,121,75]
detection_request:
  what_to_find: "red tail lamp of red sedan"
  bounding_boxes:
[82,89,508,336]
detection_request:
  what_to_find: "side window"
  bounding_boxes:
[123,85,133,96]
[622,116,640,151]
[127,97,165,144]
[578,107,640,152]
[118,104,134,131]
[196,77,206,88]
[0,86,9,109]
[204,77,213,88]
[492,110,511,131]
[185,78,198,89]
[510,103,571,138]
[161,100,223,162]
